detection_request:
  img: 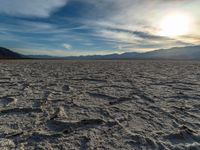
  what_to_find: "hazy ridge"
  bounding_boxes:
[1,45,200,59]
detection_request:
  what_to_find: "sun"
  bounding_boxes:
[159,13,191,37]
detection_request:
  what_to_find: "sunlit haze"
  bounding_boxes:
[159,13,192,37]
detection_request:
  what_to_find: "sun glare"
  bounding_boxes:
[159,13,191,37]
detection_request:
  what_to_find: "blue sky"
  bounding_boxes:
[0,0,200,56]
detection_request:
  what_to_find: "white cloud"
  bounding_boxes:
[98,29,140,44]
[0,0,68,17]
[93,28,191,52]
[63,43,72,49]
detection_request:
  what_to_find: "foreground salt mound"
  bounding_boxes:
[0,139,15,150]
[0,60,199,149]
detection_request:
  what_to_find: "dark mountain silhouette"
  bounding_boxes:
[1,45,200,60]
[0,47,24,59]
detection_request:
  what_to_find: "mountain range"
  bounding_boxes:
[0,45,200,60]
[0,47,25,59]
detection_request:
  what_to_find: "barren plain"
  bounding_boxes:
[0,60,200,150]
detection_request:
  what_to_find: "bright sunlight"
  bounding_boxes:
[159,12,191,37]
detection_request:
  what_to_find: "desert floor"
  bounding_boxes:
[0,60,200,150]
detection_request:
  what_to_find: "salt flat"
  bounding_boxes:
[0,60,200,150]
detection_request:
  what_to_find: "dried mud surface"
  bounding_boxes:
[0,60,200,150]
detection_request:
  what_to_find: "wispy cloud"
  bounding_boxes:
[0,0,68,17]
[63,43,72,49]
[81,0,200,49]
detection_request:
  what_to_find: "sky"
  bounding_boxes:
[0,0,200,56]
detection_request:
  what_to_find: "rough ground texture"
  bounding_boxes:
[0,60,200,150]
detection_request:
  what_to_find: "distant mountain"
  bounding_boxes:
[26,52,141,60]
[0,47,24,59]
[142,45,200,59]
[27,55,59,59]
[1,45,200,60]
[60,52,141,60]
[61,45,200,60]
